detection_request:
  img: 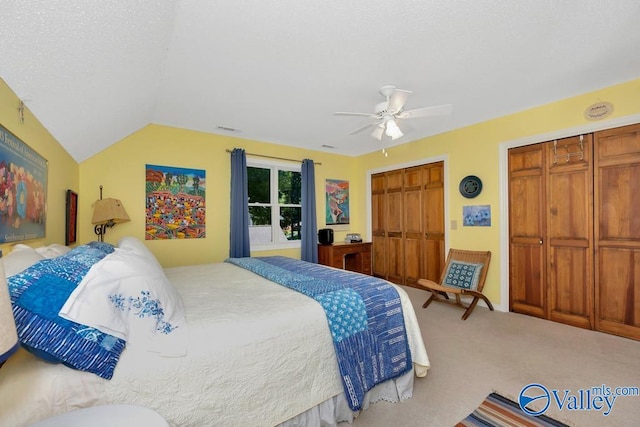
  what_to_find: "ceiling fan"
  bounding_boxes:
[334,84,452,144]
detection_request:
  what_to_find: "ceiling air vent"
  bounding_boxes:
[216,125,240,132]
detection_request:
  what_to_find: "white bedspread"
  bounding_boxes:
[0,262,429,427]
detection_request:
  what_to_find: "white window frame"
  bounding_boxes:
[247,157,302,251]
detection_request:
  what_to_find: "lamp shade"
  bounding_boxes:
[91,198,130,225]
[0,252,19,365]
[384,119,403,140]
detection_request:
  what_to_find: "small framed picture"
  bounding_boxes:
[463,205,491,227]
[325,178,350,228]
[65,190,78,245]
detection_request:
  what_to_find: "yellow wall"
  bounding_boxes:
[0,78,79,255]
[355,78,640,305]
[78,125,365,267]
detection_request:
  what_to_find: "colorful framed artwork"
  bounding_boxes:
[65,190,78,245]
[325,178,350,227]
[0,124,47,243]
[463,205,491,227]
[145,164,206,240]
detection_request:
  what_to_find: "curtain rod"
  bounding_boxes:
[225,149,321,165]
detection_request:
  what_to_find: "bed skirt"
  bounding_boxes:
[279,367,415,427]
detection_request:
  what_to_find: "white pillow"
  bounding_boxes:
[35,243,72,259]
[59,239,187,357]
[3,244,45,277]
[117,236,163,269]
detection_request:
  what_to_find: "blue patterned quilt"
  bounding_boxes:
[8,242,126,379]
[225,256,412,411]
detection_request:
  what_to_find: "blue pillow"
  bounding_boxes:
[8,243,125,379]
[443,261,483,290]
[87,240,116,254]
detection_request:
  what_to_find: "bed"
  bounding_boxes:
[0,237,429,427]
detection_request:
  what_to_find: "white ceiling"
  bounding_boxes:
[1,1,639,163]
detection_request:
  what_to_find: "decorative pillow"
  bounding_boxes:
[35,243,72,259]
[8,243,125,379]
[59,237,187,357]
[4,244,45,277]
[442,261,484,290]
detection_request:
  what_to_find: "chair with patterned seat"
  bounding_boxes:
[417,248,493,320]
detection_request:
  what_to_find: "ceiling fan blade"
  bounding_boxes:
[398,104,453,119]
[348,121,378,135]
[396,119,413,136]
[333,111,376,117]
[387,89,412,114]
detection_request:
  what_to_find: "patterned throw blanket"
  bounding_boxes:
[225,256,412,411]
[8,242,126,379]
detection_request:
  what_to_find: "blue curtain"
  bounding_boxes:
[301,159,318,263]
[229,148,250,257]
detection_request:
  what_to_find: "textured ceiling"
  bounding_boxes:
[1,1,639,162]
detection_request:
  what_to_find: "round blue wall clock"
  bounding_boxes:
[459,175,482,198]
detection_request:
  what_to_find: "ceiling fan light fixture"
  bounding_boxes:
[385,119,403,140]
[334,84,452,144]
[371,125,384,140]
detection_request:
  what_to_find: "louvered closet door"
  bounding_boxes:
[594,123,640,340]
[509,144,546,317]
[546,135,594,329]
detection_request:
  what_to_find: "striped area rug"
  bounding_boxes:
[456,393,570,427]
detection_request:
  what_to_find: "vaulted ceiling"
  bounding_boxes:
[2,1,639,162]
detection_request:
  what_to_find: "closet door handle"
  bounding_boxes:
[539,239,543,245]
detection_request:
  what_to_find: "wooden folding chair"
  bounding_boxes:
[417,249,493,320]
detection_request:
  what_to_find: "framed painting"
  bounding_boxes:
[0,124,47,243]
[463,205,491,227]
[145,164,206,240]
[325,178,350,229]
[65,190,78,245]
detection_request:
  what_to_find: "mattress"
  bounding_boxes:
[0,262,429,426]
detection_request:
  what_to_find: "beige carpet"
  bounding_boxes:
[349,286,640,427]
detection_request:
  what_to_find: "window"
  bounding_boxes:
[247,159,302,249]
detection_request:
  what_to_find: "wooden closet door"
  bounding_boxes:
[546,136,593,329]
[371,163,445,286]
[385,170,404,284]
[509,144,546,317]
[371,173,387,278]
[594,123,640,340]
[422,162,445,283]
[403,163,445,287]
[403,166,423,286]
